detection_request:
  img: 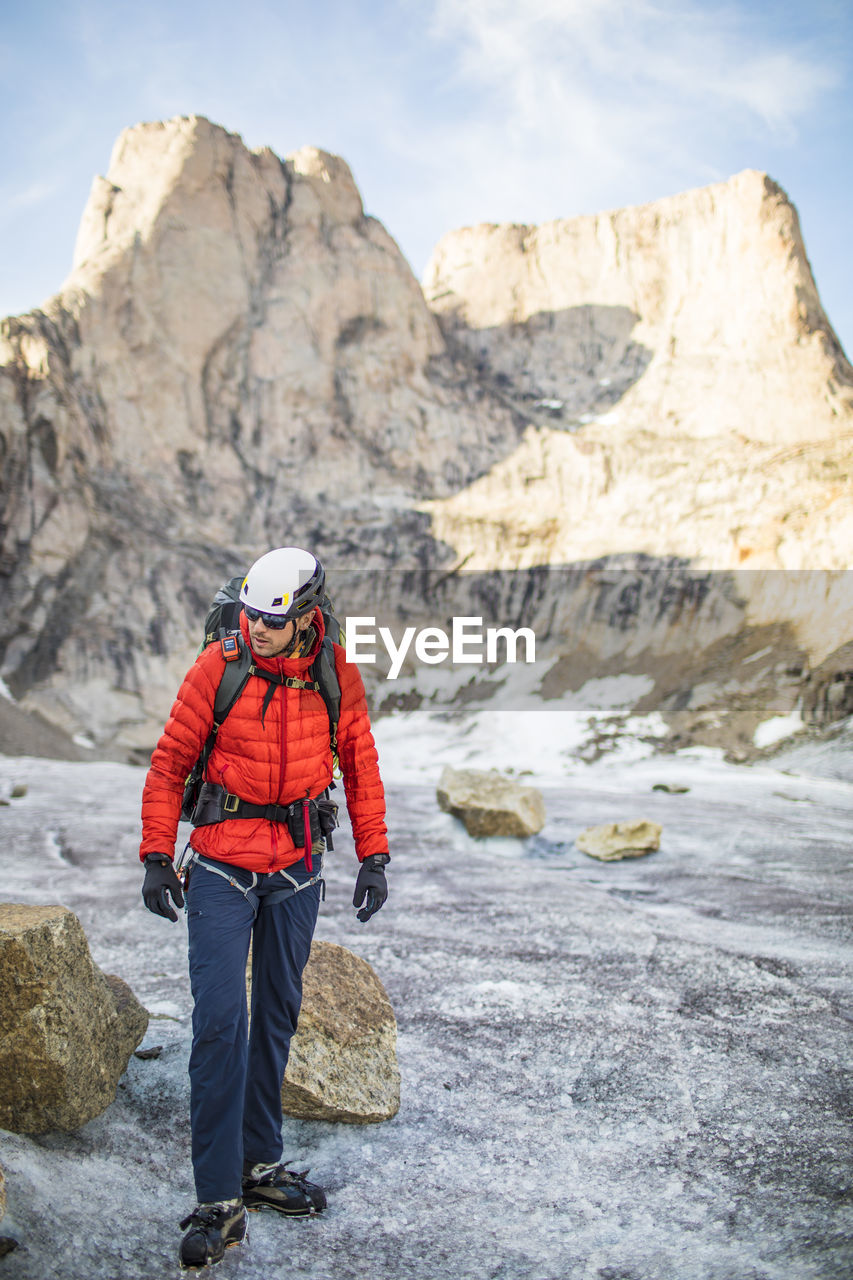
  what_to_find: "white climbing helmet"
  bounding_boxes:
[240,547,325,619]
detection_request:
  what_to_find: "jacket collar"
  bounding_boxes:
[239,609,325,677]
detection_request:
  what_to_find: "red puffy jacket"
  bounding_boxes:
[140,612,388,872]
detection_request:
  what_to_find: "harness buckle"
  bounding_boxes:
[223,792,241,814]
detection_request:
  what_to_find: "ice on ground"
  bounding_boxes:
[373,701,668,789]
[769,714,853,782]
[0,716,851,1280]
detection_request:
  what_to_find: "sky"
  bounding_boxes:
[1,0,852,357]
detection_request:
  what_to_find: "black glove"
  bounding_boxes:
[353,854,389,922]
[142,854,185,922]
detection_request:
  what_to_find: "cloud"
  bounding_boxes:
[0,179,62,232]
[422,0,839,200]
[5,179,60,212]
[429,0,836,125]
[0,0,844,312]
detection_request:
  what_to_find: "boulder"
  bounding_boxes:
[0,904,149,1133]
[0,1161,14,1259]
[279,941,400,1124]
[437,766,545,838]
[576,820,662,861]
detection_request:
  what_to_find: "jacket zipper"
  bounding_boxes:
[278,675,287,798]
[272,676,287,871]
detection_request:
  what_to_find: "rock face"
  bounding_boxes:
[437,766,546,837]
[422,171,853,572]
[576,820,662,861]
[0,115,851,754]
[279,940,400,1124]
[0,116,518,753]
[0,904,148,1133]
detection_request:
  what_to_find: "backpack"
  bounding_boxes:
[180,574,343,823]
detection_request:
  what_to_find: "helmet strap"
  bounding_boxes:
[282,615,315,658]
[281,627,302,657]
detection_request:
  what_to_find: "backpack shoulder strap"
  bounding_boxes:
[212,634,253,726]
[203,632,341,769]
[309,635,342,760]
[181,636,252,823]
[190,635,254,783]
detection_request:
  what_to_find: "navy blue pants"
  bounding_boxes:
[185,853,322,1203]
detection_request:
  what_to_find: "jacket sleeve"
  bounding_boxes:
[333,644,389,862]
[139,650,220,861]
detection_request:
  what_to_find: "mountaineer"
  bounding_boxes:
[139,546,390,1270]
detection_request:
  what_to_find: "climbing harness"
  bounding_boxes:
[179,846,326,918]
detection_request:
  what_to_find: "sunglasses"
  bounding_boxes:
[243,605,293,630]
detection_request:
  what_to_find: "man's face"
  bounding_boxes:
[247,609,313,658]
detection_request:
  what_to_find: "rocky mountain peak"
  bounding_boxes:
[423,167,851,445]
[69,117,367,289]
[1,116,851,753]
[0,116,519,748]
[420,169,853,571]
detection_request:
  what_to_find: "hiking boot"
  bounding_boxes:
[179,1199,248,1270]
[241,1161,327,1216]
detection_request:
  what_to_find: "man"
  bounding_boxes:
[140,547,390,1271]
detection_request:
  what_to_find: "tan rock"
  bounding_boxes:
[422,171,853,573]
[0,904,148,1133]
[0,115,519,750]
[576,820,662,861]
[279,940,399,1124]
[437,766,546,838]
[1,117,852,754]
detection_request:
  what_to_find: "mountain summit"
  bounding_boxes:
[0,115,850,749]
[421,170,853,569]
